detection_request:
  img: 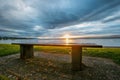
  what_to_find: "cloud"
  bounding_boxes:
[42,19,120,37]
[102,10,120,23]
[33,25,45,31]
[0,0,120,37]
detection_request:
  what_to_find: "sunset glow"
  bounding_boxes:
[63,34,71,44]
[63,34,70,38]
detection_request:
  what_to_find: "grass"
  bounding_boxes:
[0,75,10,80]
[34,46,70,54]
[83,48,120,65]
[0,75,9,80]
[0,44,120,65]
[0,44,19,56]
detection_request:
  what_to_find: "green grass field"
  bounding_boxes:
[0,44,120,65]
[0,44,19,56]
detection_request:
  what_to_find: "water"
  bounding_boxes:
[0,38,120,47]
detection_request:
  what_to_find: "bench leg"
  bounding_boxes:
[20,45,34,59]
[71,46,82,71]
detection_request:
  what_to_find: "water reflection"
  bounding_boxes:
[0,38,120,46]
[66,38,69,44]
[65,38,73,44]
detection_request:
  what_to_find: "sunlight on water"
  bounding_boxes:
[63,34,73,44]
[64,38,74,44]
[0,38,120,46]
[66,38,69,44]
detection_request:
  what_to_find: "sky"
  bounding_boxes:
[0,0,120,38]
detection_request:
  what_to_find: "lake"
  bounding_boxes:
[0,38,120,47]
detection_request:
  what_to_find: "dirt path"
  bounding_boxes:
[0,52,120,80]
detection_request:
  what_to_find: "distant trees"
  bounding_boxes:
[0,36,33,40]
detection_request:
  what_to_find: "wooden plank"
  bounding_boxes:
[20,44,34,59]
[12,43,102,48]
[71,46,82,71]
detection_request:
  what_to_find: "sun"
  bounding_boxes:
[63,34,71,44]
[63,34,70,38]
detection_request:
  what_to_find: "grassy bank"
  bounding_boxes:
[34,46,70,54]
[0,44,19,56]
[0,44,120,64]
[83,48,120,65]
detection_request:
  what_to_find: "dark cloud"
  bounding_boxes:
[0,0,120,37]
[103,16,120,23]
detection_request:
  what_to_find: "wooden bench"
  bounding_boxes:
[12,43,102,71]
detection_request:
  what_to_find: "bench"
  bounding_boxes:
[12,43,102,71]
